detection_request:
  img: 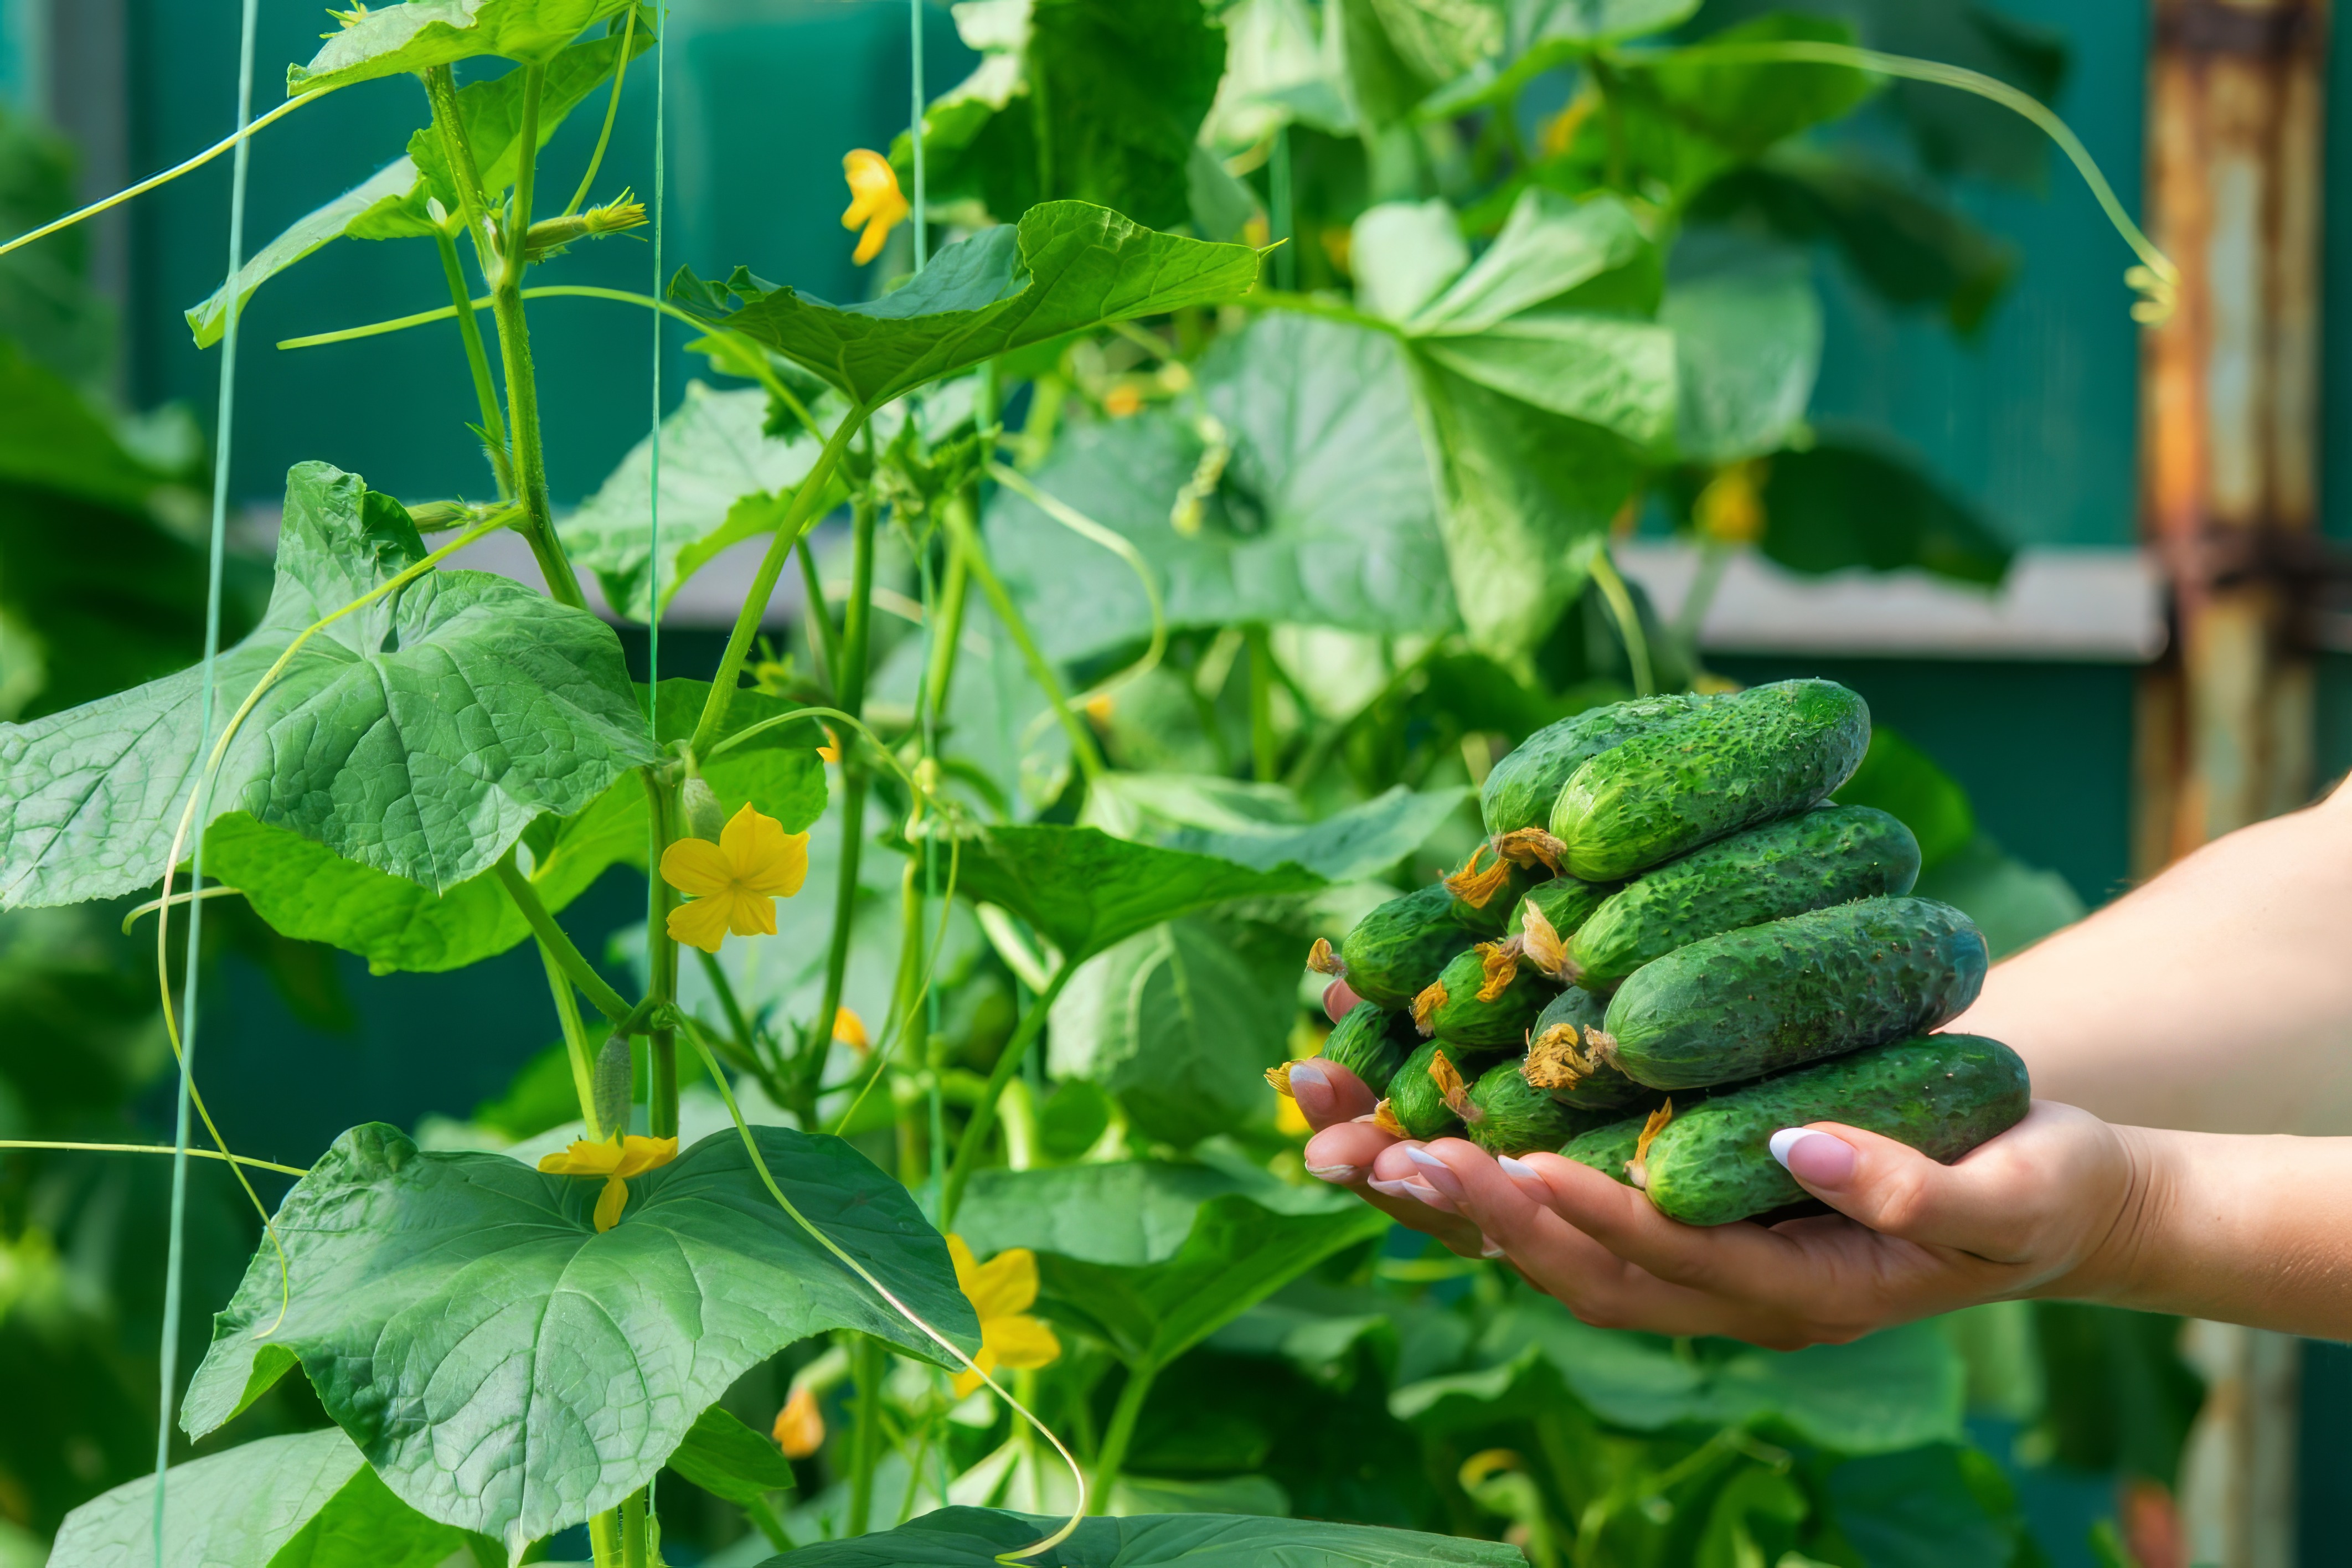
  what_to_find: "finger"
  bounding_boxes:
[1289,1059,1375,1130]
[1508,1148,1822,1304]
[1302,1124,1484,1253]
[1303,1120,1396,1185]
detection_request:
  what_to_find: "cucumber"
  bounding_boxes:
[1320,1002,1420,1095]
[1459,1059,1611,1157]
[1641,1033,2030,1225]
[1335,884,1481,1009]
[1443,833,1558,935]
[1414,941,1558,1049]
[1481,693,1715,836]
[1549,679,1871,879]
[1566,805,1921,990]
[1521,987,1647,1110]
[1380,1040,1493,1142]
[1599,896,1988,1090]
[1560,1114,1646,1186]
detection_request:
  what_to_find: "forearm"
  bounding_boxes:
[2081,1126,2352,1338]
[1951,783,2352,1133]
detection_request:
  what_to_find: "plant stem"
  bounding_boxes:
[797,535,840,692]
[808,483,878,1105]
[1245,623,1278,782]
[423,64,585,609]
[695,946,761,1067]
[540,938,605,1137]
[691,408,871,756]
[940,956,1075,1228]
[642,771,679,1139]
[1586,546,1654,695]
[1270,126,1294,291]
[848,1334,885,1536]
[589,1510,622,1568]
[943,496,1105,787]
[496,852,633,1024]
[434,228,514,501]
[924,527,970,730]
[1090,1361,1159,1507]
[621,1488,648,1568]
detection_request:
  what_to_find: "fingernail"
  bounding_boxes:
[1366,1176,1415,1198]
[1479,1234,1505,1258]
[1400,1178,1458,1214]
[1497,1154,1548,1199]
[1769,1128,1857,1187]
[1304,1162,1355,1184]
[1403,1144,1466,1201]
[1288,1060,1333,1116]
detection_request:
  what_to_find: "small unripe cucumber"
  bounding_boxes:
[1601,896,1987,1090]
[1510,876,1615,946]
[1459,1059,1610,1156]
[1549,679,1871,879]
[1566,806,1921,991]
[1641,1033,2030,1225]
[1481,693,1714,836]
[1383,1040,1504,1141]
[1337,884,1481,1009]
[1521,987,1647,1110]
[1415,941,1558,1049]
[1560,1113,1647,1185]
[1321,1002,1420,1095]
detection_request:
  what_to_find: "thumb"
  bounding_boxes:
[1768,1122,1978,1246]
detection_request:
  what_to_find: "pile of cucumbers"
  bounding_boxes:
[1282,679,2030,1226]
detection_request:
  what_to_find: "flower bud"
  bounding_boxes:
[680,776,725,843]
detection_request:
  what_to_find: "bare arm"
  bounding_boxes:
[1954,780,2352,1133]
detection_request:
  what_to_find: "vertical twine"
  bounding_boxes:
[647,3,667,716]
[155,0,262,1553]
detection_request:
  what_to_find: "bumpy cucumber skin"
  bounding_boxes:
[1387,1039,1494,1141]
[1560,1116,1645,1185]
[1340,884,1481,1009]
[1603,896,1988,1090]
[1423,946,1559,1049]
[1643,1033,2029,1225]
[1322,1003,1420,1095]
[1480,694,1714,836]
[1569,806,1921,990]
[1463,1060,1611,1156]
[1512,877,1615,942]
[1549,680,1871,879]
[1525,988,1647,1109]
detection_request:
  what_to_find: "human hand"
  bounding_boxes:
[1291,1060,1492,1259]
[1340,1101,2149,1349]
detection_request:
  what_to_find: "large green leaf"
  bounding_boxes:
[765,1507,1521,1566]
[1830,726,1975,872]
[953,1162,1389,1369]
[186,160,422,349]
[182,1123,978,1552]
[1484,1298,1965,1453]
[288,0,639,94]
[561,382,845,621]
[1409,189,1660,336]
[0,462,654,909]
[940,823,1321,963]
[672,202,1262,409]
[667,1405,796,1507]
[1339,0,1502,126]
[0,107,114,389]
[48,1430,468,1568]
[991,313,1455,662]
[1914,834,2083,960]
[1662,249,1820,464]
[1757,436,2013,586]
[1090,778,1466,882]
[1509,0,1698,48]
[0,338,183,514]
[206,679,823,974]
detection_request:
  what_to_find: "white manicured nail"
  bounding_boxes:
[1366,1176,1414,1198]
[1479,1234,1505,1258]
[1768,1128,1809,1168]
[1304,1162,1355,1183]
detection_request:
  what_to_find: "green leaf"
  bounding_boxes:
[672,202,1262,409]
[1158,784,1467,881]
[991,313,1455,663]
[667,1404,795,1507]
[48,1429,469,1568]
[1855,0,2067,187]
[182,1123,978,1552]
[562,383,846,621]
[1509,0,1698,48]
[953,1162,1389,1368]
[1410,189,1661,335]
[765,1507,1523,1566]
[207,679,823,974]
[940,823,1322,964]
[406,22,654,210]
[1637,14,1876,158]
[1663,248,1820,464]
[1914,834,2083,960]
[0,462,655,909]
[1486,1297,1965,1453]
[1350,200,1469,321]
[186,160,422,349]
[1758,436,2014,586]
[1417,311,1676,446]
[1048,915,1297,1147]
[1830,726,1976,871]
[1825,1446,2018,1568]
[1338,0,1503,126]
[0,107,115,389]
[289,0,641,94]
[0,338,182,513]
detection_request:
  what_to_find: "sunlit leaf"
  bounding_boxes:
[288,0,641,95]
[765,1507,1523,1566]
[1350,200,1469,322]
[1509,0,1698,48]
[672,202,1262,408]
[1409,189,1659,334]
[182,1123,977,1552]
[49,1429,470,1568]
[1663,247,1820,463]
[0,464,653,910]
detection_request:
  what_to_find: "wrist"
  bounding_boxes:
[2058,1121,2179,1309]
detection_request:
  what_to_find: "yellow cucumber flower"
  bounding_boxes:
[945,1235,1061,1396]
[661,803,809,954]
[771,1384,826,1458]
[841,149,910,266]
[539,1133,679,1231]
[833,1007,870,1051]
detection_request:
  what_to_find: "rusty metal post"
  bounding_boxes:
[2138,0,2328,871]
[2137,3,2325,1562]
